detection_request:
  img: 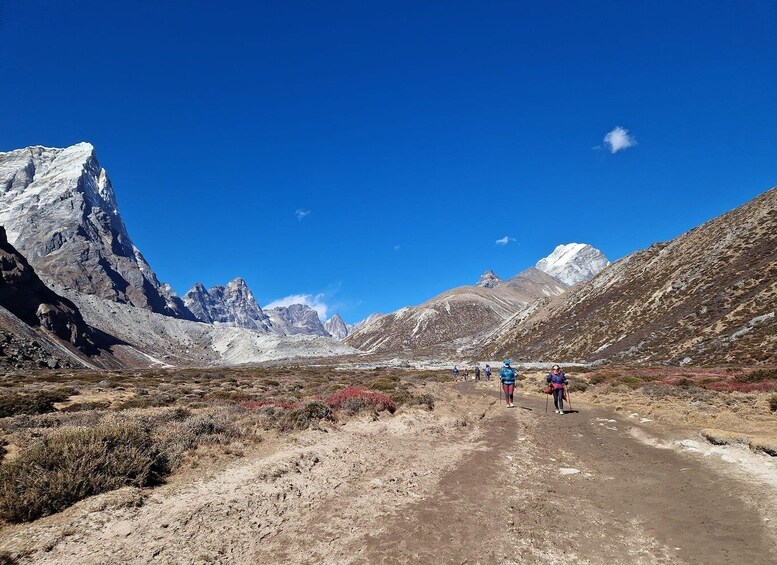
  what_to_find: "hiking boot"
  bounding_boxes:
[559,409,564,415]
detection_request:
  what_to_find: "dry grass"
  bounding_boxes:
[0,365,442,523]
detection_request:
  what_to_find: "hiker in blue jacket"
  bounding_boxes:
[546,364,568,414]
[499,359,517,407]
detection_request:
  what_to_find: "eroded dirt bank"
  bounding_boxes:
[1,381,775,564]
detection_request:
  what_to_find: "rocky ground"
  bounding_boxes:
[0,369,775,564]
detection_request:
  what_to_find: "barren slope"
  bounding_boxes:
[346,268,567,356]
[481,186,777,365]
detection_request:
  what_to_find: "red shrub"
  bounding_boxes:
[326,387,396,414]
[704,380,777,393]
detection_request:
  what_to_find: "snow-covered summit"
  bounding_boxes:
[535,243,610,285]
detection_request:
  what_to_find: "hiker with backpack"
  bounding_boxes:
[452,366,459,382]
[546,364,568,414]
[474,365,481,381]
[485,364,491,381]
[499,359,517,407]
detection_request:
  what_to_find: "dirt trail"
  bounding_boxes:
[2,381,776,564]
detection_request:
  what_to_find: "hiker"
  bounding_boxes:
[499,359,517,407]
[546,364,568,414]
[452,366,459,382]
[474,365,481,381]
[464,369,469,381]
[485,364,491,381]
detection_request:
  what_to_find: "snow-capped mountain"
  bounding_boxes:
[476,269,502,288]
[535,243,610,285]
[266,304,330,337]
[183,279,272,332]
[0,143,192,319]
[324,314,349,340]
[350,312,383,333]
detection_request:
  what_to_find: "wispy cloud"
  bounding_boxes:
[265,293,329,320]
[495,236,516,246]
[393,245,400,251]
[603,126,637,153]
[295,209,311,221]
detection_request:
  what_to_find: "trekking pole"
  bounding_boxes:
[545,391,549,414]
[567,387,572,411]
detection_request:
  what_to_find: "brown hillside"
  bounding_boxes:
[480,186,777,365]
[345,268,567,356]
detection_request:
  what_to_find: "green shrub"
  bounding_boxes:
[278,401,333,431]
[0,423,158,522]
[366,378,397,392]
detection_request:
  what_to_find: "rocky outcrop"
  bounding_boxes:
[183,279,272,331]
[535,243,610,285]
[266,304,329,337]
[476,270,502,288]
[481,187,777,365]
[324,314,349,340]
[0,143,193,319]
[0,226,92,348]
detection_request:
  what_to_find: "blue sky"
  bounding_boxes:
[2,1,776,323]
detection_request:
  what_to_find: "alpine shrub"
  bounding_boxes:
[0,389,73,418]
[278,401,333,431]
[0,423,158,522]
[769,395,777,413]
[326,387,397,414]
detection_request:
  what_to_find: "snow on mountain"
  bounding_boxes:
[183,279,272,332]
[350,313,383,334]
[535,243,610,285]
[266,304,330,337]
[476,270,502,288]
[324,314,349,340]
[0,143,192,319]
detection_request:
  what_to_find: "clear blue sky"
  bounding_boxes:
[2,1,776,323]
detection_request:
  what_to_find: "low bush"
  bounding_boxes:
[278,401,333,431]
[735,369,776,383]
[326,387,396,414]
[114,394,176,411]
[406,393,435,410]
[588,374,609,386]
[568,381,589,393]
[155,412,233,471]
[0,389,74,418]
[769,395,777,413]
[0,423,158,522]
[366,378,397,392]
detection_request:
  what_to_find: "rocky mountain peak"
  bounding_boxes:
[0,143,193,319]
[266,304,329,337]
[183,278,272,332]
[324,314,349,340]
[535,243,610,285]
[476,270,502,288]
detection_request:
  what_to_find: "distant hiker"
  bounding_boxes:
[452,366,459,382]
[474,366,481,381]
[499,359,517,407]
[464,369,469,381]
[485,364,491,381]
[546,364,568,414]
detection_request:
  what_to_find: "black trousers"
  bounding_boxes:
[552,388,565,409]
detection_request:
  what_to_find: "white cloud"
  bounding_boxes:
[495,236,516,246]
[295,209,311,221]
[393,245,400,251]
[603,126,637,153]
[265,293,329,320]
